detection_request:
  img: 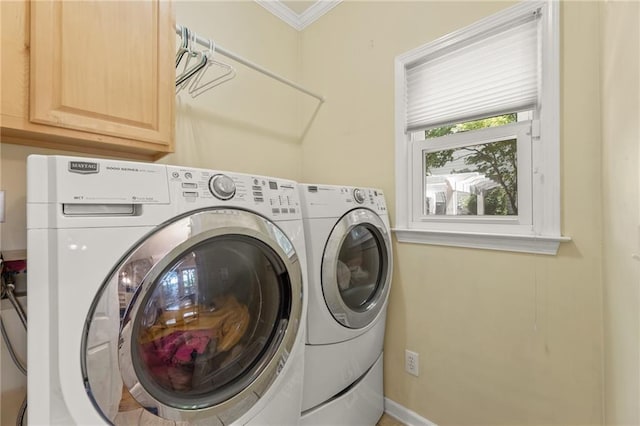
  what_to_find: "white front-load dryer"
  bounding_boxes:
[298,184,392,423]
[27,155,307,425]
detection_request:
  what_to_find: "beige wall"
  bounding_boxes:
[300,2,604,425]
[600,1,640,425]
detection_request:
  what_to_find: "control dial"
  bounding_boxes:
[209,174,236,200]
[353,188,366,204]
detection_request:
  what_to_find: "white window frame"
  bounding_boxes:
[394,0,569,255]
[413,120,532,230]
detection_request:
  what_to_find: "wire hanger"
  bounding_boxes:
[175,28,207,90]
[187,39,236,98]
[175,26,189,68]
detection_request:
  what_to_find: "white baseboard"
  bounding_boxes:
[384,398,438,426]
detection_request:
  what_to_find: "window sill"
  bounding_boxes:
[392,228,570,255]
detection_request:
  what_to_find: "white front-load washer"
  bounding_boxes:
[27,155,307,425]
[298,184,392,424]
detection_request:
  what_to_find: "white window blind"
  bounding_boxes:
[405,11,541,133]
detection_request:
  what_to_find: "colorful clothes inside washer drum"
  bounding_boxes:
[143,330,215,366]
[139,295,250,392]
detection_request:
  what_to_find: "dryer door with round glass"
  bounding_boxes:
[321,208,392,329]
[81,208,303,425]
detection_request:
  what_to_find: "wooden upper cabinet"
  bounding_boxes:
[1,0,175,160]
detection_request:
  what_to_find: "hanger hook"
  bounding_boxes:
[190,30,198,53]
[181,26,188,49]
[176,26,189,68]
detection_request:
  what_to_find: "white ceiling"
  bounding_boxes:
[255,0,342,31]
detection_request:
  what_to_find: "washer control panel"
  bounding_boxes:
[167,165,301,219]
[300,184,387,217]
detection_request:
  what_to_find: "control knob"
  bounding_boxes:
[353,188,366,204]
[209,174,236,200]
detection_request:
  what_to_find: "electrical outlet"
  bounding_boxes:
[405,349,419,376]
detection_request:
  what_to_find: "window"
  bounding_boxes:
[394,0,567,255]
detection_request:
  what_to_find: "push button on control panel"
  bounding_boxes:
[251,179,266,203]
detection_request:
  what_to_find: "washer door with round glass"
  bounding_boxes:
[321,208,392,329]
[81,208,303,425]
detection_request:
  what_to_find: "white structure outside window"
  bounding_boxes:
[394,0,568,255]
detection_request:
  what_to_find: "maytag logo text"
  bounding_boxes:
[68,161,99,174]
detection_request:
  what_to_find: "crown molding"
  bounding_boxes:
[298,1,341,29]
[256,1,342,31]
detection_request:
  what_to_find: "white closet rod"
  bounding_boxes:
[175,24,325,102]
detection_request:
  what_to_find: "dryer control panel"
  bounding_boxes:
[299,184,388,219]
[167,165,302,220]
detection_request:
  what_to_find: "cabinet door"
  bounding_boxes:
[30,0,174,148]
